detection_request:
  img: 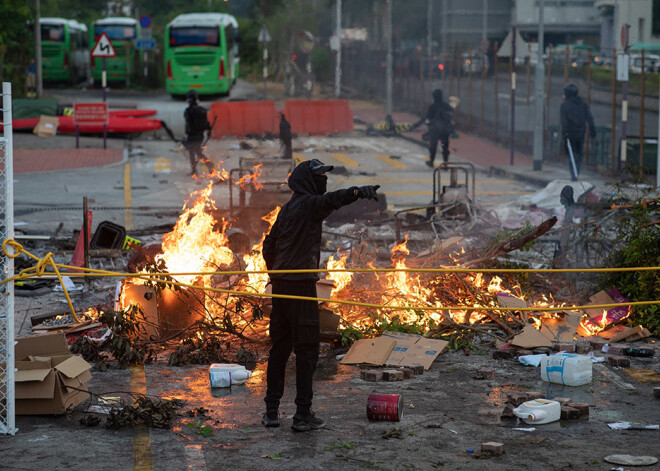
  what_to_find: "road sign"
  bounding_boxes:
[621,24,629,50]
[139,15,151,28]
[136,38,157,50]
[617,54,630,81]
[91,32,116,58]
[258,25,271,43]
[73,103,108,125]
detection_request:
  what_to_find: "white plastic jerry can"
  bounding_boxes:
[540,352,592,386]
[209,363,253,388]
[513,399,561,425]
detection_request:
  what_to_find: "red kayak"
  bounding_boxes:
[0,118,41,131]
[109,109,158,118]
[57,115,162,134]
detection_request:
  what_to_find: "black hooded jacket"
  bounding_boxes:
[560,88,595,140]
[262,161,360,281]
[425,89,453,135]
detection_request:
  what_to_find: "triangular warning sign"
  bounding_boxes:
[91,32,116,58]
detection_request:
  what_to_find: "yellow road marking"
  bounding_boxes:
[383,191,534,196]
[154,158,170,172]
[330,153,359,167]
[334,178,516,184]
[130,366,153,471]
[124,163,133,231]
[374,153,408,169]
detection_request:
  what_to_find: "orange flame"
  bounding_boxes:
[236,164,264,191]
[242,206,281,293]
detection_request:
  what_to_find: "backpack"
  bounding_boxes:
[186,105,210,137]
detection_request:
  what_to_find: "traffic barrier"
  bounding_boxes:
[208,101,279,138]
[283,100,353,135]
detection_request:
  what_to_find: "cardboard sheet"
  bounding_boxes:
[539,312,582,343]
[341,338,396,366]
[511,324,553,349]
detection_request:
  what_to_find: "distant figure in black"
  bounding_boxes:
[279,113,292,160]
[183,90,214,176]
[560,83,595,181]
[413,89,454,167]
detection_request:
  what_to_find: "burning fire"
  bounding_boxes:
[242,207,280,294]
[236,164,264,191]
[326,253,353,296]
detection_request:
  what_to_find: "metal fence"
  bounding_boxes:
[0,82,16,435]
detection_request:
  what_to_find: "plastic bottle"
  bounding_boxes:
[540,352,592,386]
[513,399,561,425]
[209,363,252,388]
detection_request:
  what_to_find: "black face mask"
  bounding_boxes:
[313,174,327,195]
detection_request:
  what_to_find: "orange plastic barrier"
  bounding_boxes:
[283,100,353,135]
[208,101,279,138]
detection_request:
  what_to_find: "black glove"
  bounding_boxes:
[357,185,380,201]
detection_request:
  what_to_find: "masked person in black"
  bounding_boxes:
[261,159,379,432]
[560,83,596,181]
[183,89,214,176]
[413,89,454,167]
[279,113,292,160]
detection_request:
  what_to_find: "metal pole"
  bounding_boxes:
[427,0,433,57]
[494,42,499,138]
[35,0,43,97]
[611,47,617,174]
[533,0,545,170]
[621,29,630,174]
[564,44,569,84]
[586,46,592,165]
[263,43,268,99]
[335,0,342,98]
[657,75,660,186]
[480,52,485,132]
[482,0,488,43]
[102,57,107,102]
[510,26,516,165]
[386,0,393,117]
[441,0,448,84]
[467,52,473,129]
[2,82,16,435]
[640,49,645,180]
[83,197,89,270]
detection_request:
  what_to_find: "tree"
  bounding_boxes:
[0,0,34,96]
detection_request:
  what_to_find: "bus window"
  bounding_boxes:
[95,25,136,40]
[170,27,219,47]
[42,24,64,42]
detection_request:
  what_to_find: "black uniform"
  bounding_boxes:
[262,159,378,429]
[183,98,213,175]
[279,113,292,160]
[425,89,454,166]
[560,83,595,181]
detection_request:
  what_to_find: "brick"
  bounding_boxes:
[400,367,414,379]
[561,406,581,420]
[588,338,608,349]
[608,355,631,367]
[606,344,626,355]
[525,391,546,401]
[409,364,425,375]
[500,404,516,418]
[553,342,575,353]
[515,350,534,357]
[532,347,552,355]
[575,342,591,354]
[382,369,404,381]
[475,368,496,380]
[481,442,505,456]
[493,349,516,360]
[654,387,660,399]
[506,393,529,406]
[553,397,573,406]
[571,403,590,416]
[360,369,383,382]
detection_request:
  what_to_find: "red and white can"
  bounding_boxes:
[366,393,403,421]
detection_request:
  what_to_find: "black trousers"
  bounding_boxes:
[264,280,320,415]
[429,132,450,164]
[185,139,214,174]
[565,136,584,180]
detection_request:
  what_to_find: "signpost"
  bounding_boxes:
[74,103,109,149]
[258,25,271,99]
[618,24,631,175]
[138,15,152,84]
[90,32,116,103]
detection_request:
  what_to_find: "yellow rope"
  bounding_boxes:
[3,239,657,321]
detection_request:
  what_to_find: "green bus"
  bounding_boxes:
[90,17,141,85]
[164,13,239,97]
[40,18,89,84]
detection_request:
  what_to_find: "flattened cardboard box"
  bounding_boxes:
[14,331,92,415]
[32,115,59,137]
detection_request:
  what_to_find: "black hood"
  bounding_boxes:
[433,89,443,103]
[288,160,318,195]
[564,83,579,99]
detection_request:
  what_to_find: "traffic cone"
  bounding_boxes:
[69,210,93,267]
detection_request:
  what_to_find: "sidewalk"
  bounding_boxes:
[351,100,613,188]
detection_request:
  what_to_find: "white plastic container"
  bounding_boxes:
[209,363,252,388]
[513,399,561,425]
[540,352,592,386]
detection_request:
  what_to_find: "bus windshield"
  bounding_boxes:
[169,27,219,47]
[95,25,136,40]
[42,24,65,42]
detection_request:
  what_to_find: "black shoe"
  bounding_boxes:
[291,411,325,432]
[426,160,434,167]
[261,409,280,428]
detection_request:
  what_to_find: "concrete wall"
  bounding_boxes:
[598,0,657,56]
[513,0,600,34]
[439,0,513,47]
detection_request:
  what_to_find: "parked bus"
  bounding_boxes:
[164,13,240,97]
[90,17,140,85]
[40,18,89,84]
